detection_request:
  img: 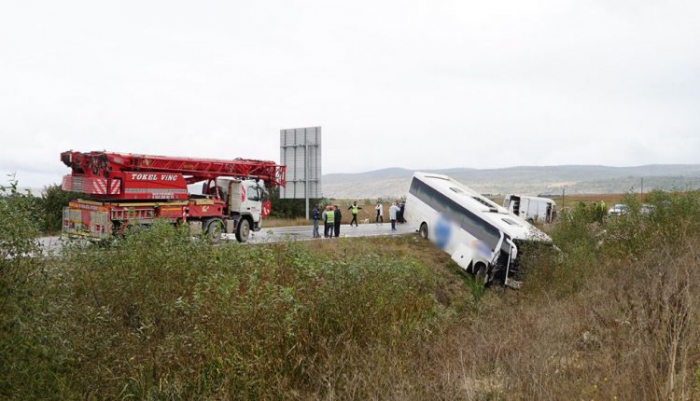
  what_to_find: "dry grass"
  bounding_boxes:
[412,241,700,401]
[263,216,311,227]
[5,190,700,399]
[559,192,627,205]
[303,229,700,400]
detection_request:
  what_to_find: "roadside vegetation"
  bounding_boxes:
[3,179,700,399]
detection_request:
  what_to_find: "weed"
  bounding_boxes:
[5,179,700,400]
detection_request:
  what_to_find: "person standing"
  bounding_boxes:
[389,201,400,231]
[348,201,362,226]
[334,205,342,237]
[312,205,320,238]
[323,205,335,238]
[375,201,384,223]
[398,201,406,223]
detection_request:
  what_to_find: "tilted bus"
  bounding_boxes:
[404,172,552,288]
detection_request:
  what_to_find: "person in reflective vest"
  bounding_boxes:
[323,205,335,238]
[347,201,362,227]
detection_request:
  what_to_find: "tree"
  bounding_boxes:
[40,184,78,233]
[266,187,323,219]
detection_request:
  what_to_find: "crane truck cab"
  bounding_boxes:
[203,178,267,242]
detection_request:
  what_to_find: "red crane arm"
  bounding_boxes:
[61,150,286,187]
[129,154,285,186]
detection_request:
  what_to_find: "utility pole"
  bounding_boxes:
[562,187,565,208]
[304,140,309,220]
[640,177,644,201]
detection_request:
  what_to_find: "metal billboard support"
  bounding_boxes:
[305,140,309,219]
[280,127,322,220]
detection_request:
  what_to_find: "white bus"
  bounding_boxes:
[503,194,556,223]
[404,172,552,288]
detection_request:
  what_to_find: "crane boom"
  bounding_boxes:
[61,150,286,200]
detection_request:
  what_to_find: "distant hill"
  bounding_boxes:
[322,165,700,199]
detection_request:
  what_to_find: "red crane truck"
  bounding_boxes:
[60,150,286,242]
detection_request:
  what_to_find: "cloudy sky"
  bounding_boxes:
[1,1,699,188]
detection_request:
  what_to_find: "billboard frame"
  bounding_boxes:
[280,127,322,219]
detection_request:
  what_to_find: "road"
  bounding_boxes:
[39,222,416,253]
[230,222,415,243]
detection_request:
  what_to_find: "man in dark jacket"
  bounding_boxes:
[312,205,320,238]
[334,205,342,237]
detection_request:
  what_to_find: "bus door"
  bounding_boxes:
[488,234,521,289]
[502,238,521,289]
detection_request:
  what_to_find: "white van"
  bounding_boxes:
[503,194,556,223]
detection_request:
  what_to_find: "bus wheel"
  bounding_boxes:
[419,223,429,239]
[474,263,490,286]
[204,219,223,243]
[236,218,250,243]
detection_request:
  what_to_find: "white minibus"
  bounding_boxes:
[503,194,556,223]
[404,172,552,287]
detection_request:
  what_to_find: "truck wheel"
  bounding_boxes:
[419,222,429,240]
[205,219,223,243]
[112,221,124,237]
[236,218,250,243]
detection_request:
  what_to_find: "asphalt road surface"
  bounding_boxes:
[229,221,415,244]
[39,222,416,253]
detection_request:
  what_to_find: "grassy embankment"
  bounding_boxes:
[3,190,700,399]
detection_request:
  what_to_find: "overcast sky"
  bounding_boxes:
[1,1,699,188]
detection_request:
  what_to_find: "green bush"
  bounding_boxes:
[0,178,42,260]
[10,221,439,399]
[516,202,603,297]
[521,190,700,299]
[40,184,78,233]
[0,178,56,400]
[601,190,700,258]
[267,187,323,218]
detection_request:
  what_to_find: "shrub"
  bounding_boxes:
[602,190,700,259]
[0,178,42,260]
[40,184,79,233]
[0,178,56,400]
[8,186,700,400]
[31,224,440,399]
